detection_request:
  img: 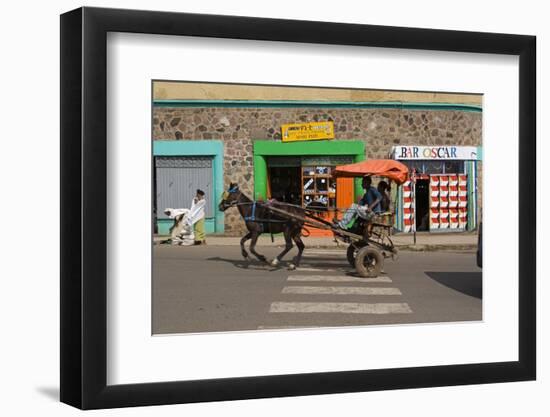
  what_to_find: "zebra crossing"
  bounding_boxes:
[269,301,412,314]
[258,249,413,329]
[281,286,402,295]
[287,274,393,283]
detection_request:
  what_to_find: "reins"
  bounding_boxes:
[226,198,289,224]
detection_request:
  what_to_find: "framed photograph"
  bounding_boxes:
[60,7,536,409]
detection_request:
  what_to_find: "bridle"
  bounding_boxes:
[221,187,242,209]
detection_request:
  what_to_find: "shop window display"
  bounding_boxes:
[302,166,337,211]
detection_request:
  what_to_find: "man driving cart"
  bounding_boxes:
[337,175,382,229]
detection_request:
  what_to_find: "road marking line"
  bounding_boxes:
[304,251,346,256]
[296,267,350,272]
[288,275,392,283]
[269,302,412,314]
[302,255,345,258]
[281,286,402,295]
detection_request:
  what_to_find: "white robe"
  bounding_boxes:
[163,208,194,245]
[186,198,206,226]
[164,208,189,219]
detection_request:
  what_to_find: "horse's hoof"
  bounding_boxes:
[288,263,296,270]
[270,259,279,267]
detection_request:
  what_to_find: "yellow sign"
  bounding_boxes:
[281,121,335,142]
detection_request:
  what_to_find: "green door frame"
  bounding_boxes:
[153,140,224,234]
[253,140,366,200]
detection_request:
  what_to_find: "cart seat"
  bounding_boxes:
[372,211,395,228]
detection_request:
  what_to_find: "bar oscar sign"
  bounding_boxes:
[392,145,481,160]
[281,121,335,142]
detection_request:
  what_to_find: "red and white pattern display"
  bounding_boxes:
[429,176,440,229]
[430,174,467,231]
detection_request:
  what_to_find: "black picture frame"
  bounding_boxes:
[60,6,536,410]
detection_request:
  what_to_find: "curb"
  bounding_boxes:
[154,239,476,252]
[396,244,477,252]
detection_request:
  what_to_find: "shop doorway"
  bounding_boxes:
[415,179,430,231]
[155,155,214,225]
[268,166,301,206]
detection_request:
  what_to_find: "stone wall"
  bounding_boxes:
[153,106,482,235]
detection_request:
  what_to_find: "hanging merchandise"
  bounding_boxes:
[449,208,459,229]
[429,174,468,231]
[440,207,450,229]
[448,175,459,228]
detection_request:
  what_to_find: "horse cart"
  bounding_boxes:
[260,159,409,278]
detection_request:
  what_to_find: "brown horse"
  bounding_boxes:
[218,183,306,269]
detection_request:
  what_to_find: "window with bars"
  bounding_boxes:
[302,166,337,211]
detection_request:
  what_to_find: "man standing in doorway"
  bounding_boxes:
[187,189,207,245]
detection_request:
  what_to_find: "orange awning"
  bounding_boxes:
[334,159,409,185]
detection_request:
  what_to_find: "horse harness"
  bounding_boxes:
[227,186,293,229]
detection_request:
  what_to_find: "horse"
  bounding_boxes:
[218,183,306,269]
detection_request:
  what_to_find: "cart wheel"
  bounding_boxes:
[355,247,383,278]
[346,242,366,267]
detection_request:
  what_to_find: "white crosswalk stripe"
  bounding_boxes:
[302,251,346,256]
[269,302,413,314]
[282,286,402,295]
[288,275,392,283]
[296,267,349,272]
[304,250,346,254]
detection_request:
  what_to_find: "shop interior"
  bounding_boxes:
[415,178,430,231]
[268,166,301,206]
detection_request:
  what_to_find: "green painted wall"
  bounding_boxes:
[254,140,365,156]
[253,154,269,200]
[353,153,367,199]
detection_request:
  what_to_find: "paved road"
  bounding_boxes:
[153,245,481,334]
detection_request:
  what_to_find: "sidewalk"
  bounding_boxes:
[154,231,478,251]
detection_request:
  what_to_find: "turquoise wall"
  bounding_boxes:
[153,140,224,235]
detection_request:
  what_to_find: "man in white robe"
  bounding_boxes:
[163,208,195,246]
[163,189,207,246]
[187,189,206,245]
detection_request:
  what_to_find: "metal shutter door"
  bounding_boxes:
[156,156,213,219]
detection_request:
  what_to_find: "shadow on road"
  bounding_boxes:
[206,256,280,271]
[425,271,482,299]
[206,256,353,273]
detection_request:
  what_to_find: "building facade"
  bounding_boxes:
[152,85,482,236]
